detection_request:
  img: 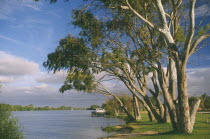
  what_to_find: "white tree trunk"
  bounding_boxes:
[190,98,201,132]
[176,64,191,133]
[133,95,141,121]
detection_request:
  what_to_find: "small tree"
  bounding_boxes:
[88,105,100,110]
[0,104,24,139]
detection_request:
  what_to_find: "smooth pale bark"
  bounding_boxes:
[143,95,164,122]
[151,72,165,119]
[190,98,201,132]
[124,0,208,133]
[156,97,165,119]
[112,94,135,121]
[122,70,164,122]
[124,81,156,121]
[133,95,141,121]
[148,110,155,122]
[130,90,156,121]
[163,103,170,123]
[168,58,176,101]
[176,64,191,133]
[129,87,156,121]
[157,62,178,129]
[141,100,156,122]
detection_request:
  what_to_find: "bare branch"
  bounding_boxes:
[195,10,210,30]
[189,33,210,55]
[155,0,169,30]
[182,0,196,62]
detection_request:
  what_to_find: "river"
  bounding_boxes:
[13,110,125,139]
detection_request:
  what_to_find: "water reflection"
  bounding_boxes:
[13,110,125,139]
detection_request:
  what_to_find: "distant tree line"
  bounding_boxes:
[87,105,101,110]
[0,103,87,111]
[189,94,210,110]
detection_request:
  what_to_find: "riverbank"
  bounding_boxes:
[100,113,210,139]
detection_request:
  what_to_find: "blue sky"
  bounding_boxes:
[0,0,108,107]
[0,0,210,107]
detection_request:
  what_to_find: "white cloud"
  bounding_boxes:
[0,84,107,107]
[1,83,56,94]
[187,68,210,96]
[195,4,210,18]
[0,76,18,83]
[36,71,67,84]
[0,34,23,45]
[0,51,39,76]
[23,4,41,11]
[0,0,42,21]
[19,84,58,96]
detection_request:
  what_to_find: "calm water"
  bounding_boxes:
[13,110,125,139]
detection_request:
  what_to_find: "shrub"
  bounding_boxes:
[0,103,24,139]
[101,126,118,133]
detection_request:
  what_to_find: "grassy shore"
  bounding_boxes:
[102,112,210,139]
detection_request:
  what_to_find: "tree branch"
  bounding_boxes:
[182,0,196,62]
[189,33,210,55]
[155,0,168,30]
[195,9,209,30]
[125,0,156,30]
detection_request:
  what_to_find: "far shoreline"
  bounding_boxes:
[0,103,95,111]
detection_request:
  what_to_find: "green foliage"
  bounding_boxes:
[87,105,101,110]
[0,103,87,111]
[72,10,104,48]
[102,98,119,116]
[43,35,98,93]
[102,95,141,117]
[43,0,166,95]
[43,35,91,72]
[201,94,210,109]
[0,104,24,139]
[196,24,210,37]
[101,125,118,133]
[175,26,186,43]
[189,94,210,110]
[60,70,97,93]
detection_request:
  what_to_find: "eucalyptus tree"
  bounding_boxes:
[121,0,210,133]
[43,0,210,133]
[43,0,173,124]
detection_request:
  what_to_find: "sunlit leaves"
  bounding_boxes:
[72,10,104,48]
[196,24,210,37]
[59,69,96,93]
[175,26,186,44]
[43,34,92,72]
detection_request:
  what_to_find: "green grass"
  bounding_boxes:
[124,113,210,139]
[101,125,118,133]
